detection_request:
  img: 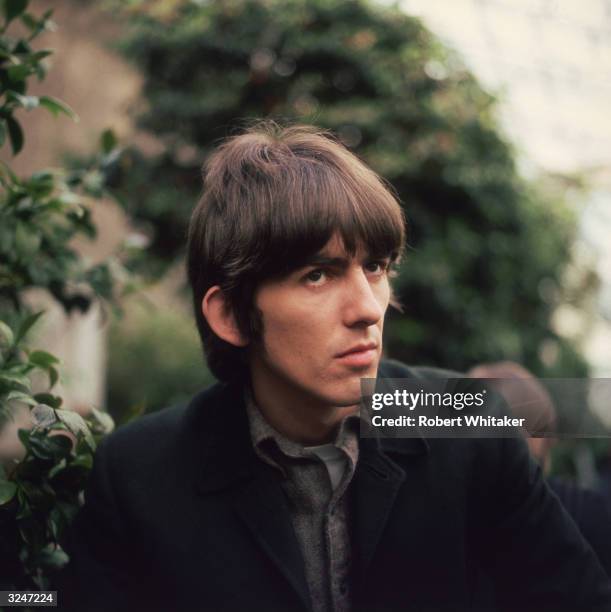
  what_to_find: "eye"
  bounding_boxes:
[364,260,390,275]
[304,268,328,285]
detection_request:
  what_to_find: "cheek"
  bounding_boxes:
[260,306,335,375]
[375,283,391,321]
[260,303,317,358]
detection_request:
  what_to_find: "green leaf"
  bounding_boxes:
[48,457,67,478]
[15,221,41,258]
[34,60,46,80]
[0,479,17,505]
[14,39,31,54]
[3,0,29,24]
[19,10,36,30]
[56,409,94,449]
[85,263,113,299]
[0,319,14,347]
[89,407,114,434]
[17,427,30,449]
[38,546,69,570]
[6,116,23,154]
[48,366,59,388]
[29,432,72,460]
[0,225,14,251]
[100,128,117,154]
[30,49,52,61]
[70,453,93,470]
[21,8,53,40]
[0,120,5,147]
[0,372,31,392]
[49,513,60,541]
[39,96,78,121]
[16,498,32,519]
[6,390,37,405]
[0,159,19,184]
[27,169,55,197]
[29,350,60,369]
[31,404,57,428]
[7,63,30,81]
[33,393,62,409]
[15,311,44,344]
[10,92,39,110]
[27,433,56,460]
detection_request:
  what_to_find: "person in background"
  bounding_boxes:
[469,360,611,576]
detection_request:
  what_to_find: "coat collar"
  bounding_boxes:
[178,371,430,607]
[181,378,430,494]
[183,381,257,493]
[180,382,312,610]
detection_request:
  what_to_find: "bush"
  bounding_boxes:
[0,2,119,591]
[107,0,590,377]
[106,299,213,421]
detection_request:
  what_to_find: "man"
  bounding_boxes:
[469,361,611,577]
[64,123,611,611]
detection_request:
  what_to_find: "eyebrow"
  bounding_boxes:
[302,252,393,268]
[303,256,350,268]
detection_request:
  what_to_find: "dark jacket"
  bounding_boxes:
[548,477,611,577]
[62,361,611,611]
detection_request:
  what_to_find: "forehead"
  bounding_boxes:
[317,234,359,256]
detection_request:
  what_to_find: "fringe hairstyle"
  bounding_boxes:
[187,121,405,382]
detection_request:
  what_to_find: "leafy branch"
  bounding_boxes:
[0,0,125,592]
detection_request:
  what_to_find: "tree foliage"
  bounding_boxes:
[106,302,215,421]
[0,0,130,318]
[110,0,588,377]
[0,0,117,591]
[0,309,111,589]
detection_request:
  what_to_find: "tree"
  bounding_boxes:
[109,0,588,378]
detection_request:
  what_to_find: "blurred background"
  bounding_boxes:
[2,0,611,482]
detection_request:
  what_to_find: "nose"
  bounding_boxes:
[342,269,385,328]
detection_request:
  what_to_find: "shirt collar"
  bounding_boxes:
[245,389,362,473]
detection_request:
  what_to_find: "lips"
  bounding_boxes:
[336,343,378,358]
[335,343,378,368]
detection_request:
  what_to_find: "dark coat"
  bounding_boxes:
[548,477,611,577]
[62,361,611,611]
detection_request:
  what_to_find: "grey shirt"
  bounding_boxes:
[245,394,360,612]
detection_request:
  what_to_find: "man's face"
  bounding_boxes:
[249,235,392,410]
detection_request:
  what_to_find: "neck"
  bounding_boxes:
[249,363,357,445]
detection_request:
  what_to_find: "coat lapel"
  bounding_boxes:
[182,377,428,609]
[352,360,432,576]
[229,465,311,611]
[186,383,311,612]
[353,436,428,575]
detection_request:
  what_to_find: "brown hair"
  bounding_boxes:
[467,361,557,435]
[187,121,406,382]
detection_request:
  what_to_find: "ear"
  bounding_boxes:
[201,286,249,347]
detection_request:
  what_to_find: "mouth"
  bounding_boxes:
[335,343,378,367]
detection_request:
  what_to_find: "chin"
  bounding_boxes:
[306,362,380,407]
[326,379,368,407]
